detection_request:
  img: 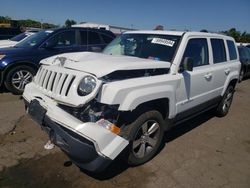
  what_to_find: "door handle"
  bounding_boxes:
[204,73,212,80]
[225,68,230,75]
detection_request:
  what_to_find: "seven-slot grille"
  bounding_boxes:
[35,66,76,97]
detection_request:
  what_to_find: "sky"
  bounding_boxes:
[1,0,250,32]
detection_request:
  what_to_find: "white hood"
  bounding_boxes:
[0,40,17,48]
[40,52,171,78]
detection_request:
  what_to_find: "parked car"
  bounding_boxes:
[238,46,250,81]
[0,27,22,40]
[23,30,240,172]
[0,31,36,48]
[0,27,115,94]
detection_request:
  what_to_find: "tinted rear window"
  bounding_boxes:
[88,31,101,44]
[238,47,250,59]
[80,30,87,45]
[101,34,114,44]
[226,40,237,60]
[211,39,227,63]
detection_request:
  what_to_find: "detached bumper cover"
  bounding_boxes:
[23,82,129,172]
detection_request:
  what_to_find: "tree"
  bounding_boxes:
[221,28,250,43]
[154,25,164,30]
[0,16,11,23]
[65,19,76,27]
[227,28,241,42]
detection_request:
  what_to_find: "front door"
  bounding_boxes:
[176,38,214,118]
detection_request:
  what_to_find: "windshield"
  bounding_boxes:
[10,33,29,42]
[103,33,181,62]
[15,30,53,48]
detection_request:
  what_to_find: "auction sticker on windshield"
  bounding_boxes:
[151,38,175,47]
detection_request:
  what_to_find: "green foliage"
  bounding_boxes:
[0,16,58,29]
[222,28,250,43]
[18,19,41,28]
[0,16,11,23]
[64,19,77,27]
[18,19,58,29]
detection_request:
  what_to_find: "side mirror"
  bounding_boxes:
[183,57,194,72]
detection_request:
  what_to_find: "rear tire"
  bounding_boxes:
[122,110,165,166]
[4,65,36,95]
[215,85,234,117]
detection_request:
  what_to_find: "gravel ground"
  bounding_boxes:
[0,80,250,188]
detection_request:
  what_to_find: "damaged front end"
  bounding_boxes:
[58,101,123,135]
[23,65,129,172]
[58,101,119,126]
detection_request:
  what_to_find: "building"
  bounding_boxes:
[72,22,135,35]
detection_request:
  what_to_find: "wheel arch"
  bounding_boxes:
[118,98,170,132]
[2,61,39,80]
[132,98,169,120]
[221,75,239,96]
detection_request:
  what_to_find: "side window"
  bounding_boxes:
[211,39,226,63]
[246,48,250,59]
[88,31,101,45]
[226,40,237,60]
[80,30,87,45]
[100,34,114,44]
[47,31,75,47]
[182,38,209,67]
[239,47,250,59]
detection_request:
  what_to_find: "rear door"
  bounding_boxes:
[244,47,250,75]
[210,39,238,97]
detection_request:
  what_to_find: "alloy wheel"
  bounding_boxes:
[132,120,161,158]
[222,89,233,112]
[11,70,33,90]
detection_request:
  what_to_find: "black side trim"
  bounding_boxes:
[0,70,3,86]
[173,96,222,125]
[101,68,169,82]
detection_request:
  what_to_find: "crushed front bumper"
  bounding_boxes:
[23,82,129,172]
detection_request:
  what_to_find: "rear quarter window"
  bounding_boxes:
[211,39,227,63]
[101,34,114,44]
[88,31,101,45]
[226,40,237,60]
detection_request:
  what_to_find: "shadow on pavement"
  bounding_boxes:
[83,109,215,180]
[164,109,214,143]
[0,85,10,94]
[81,158,129,180]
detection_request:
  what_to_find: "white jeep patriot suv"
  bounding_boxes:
[23,31,241,172]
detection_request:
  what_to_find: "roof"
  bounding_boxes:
[51,27,115,37]
[124,30,235,40]
[125,30,185,36]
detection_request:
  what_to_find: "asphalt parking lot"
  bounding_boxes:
[0,80,250,188]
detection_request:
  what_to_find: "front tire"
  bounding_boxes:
[122,110,165,166]
[4,65,36,95]
[216,85,234,117]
